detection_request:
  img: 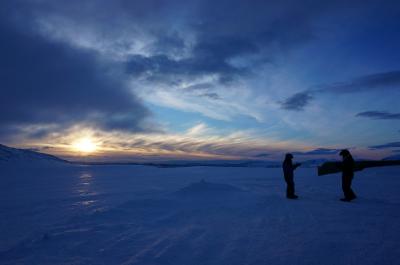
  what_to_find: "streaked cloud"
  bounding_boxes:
[253,153,270,158]
[369,142,400,149]
[282,70,400,111]
[16,124,308,161]
[293,148,341,155]
[356,111,400,120]
[1,0,400,161]
[281,92,313,111]
[0,4,153,137]
[320,71,400,94]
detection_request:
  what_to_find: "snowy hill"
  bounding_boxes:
[0,144,67,165]
[383,154,400,161]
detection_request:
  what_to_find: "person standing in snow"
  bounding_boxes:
[282,153,301,199]
[339,149,357,202]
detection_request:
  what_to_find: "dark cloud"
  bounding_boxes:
[320,71,400,93]
[120,1,344,85]
[0,5,150,138]
[356,111,400,120]
[281,92,313,111]
[26,129,53,140]
[2,0,399,139]
[201,93,221,100]
[253,153,270,158]
[27,146,54,152]
[183,83,213,91]
[194,36,259,60]
[125,53,244,83]
[12,0,386,115]
[293,148,341,155]
[369,142,400,149]
[282,70,400,111]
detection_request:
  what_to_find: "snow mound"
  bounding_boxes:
[0,144,67,165]
[176,179,242,196]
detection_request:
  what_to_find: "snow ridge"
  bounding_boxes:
[0,144,67,164]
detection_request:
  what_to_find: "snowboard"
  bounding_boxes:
[318,160,400,176]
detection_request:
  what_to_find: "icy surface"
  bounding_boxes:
[1,163,400,265]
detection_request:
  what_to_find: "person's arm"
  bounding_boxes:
[293,163,301,170]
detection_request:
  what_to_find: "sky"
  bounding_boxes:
[1,0,400,161]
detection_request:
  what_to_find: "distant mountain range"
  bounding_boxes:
[1,143,399,168]
[0,144,67,164]
[74,160,282,168]
[383,154,400,161]
[0,144,329,168]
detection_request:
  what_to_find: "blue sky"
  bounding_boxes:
[0,0,399,161]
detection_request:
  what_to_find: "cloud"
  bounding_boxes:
[281,92,313,111]
[293,148,341,155]
[321,71,400,93]
[369,142,400,149]
[125,53,244,83]
[22,0,343,121]
[356,111,400,120]
[0,6,152,139]
[253,153,270,158]
[186,123,212,136]
[2,0,398,156]
[201,93,221,100]
[27,124,298,161]
[282,70,400,111]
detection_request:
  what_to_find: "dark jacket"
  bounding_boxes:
[342,155,355,178]
[282,159,300,179]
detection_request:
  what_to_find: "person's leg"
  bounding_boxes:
[286,176,295,198]
[348,177,357,199]
[342,175,353,200]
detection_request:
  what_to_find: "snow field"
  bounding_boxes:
[1,165,399,265]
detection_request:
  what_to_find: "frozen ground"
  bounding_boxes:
[0,163,399,265]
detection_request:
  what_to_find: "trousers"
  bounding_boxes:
[342,174,356,199]
[284,175,295,197]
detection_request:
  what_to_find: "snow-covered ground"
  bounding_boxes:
[1,163,399,265]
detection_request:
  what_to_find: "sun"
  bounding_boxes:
[72,137,98,154]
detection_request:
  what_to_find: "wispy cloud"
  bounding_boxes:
[1,0,399,161]
[21,0,338,122]
[19,124,308,161]
[369,142,400,149]
[0,3,154,138]
[320,71,400,93]
[356,111,400,120]
[281,92,313,111]
[293,148,341,155]
[253,153,270,158]
[185,123,212,136]
[282,70,400,111]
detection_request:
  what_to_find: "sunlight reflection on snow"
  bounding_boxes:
[74,171,98,207]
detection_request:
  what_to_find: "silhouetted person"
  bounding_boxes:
[339,149,357,202]
[282,153,301,199]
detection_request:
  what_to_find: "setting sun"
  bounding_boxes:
[72,138,98,154]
